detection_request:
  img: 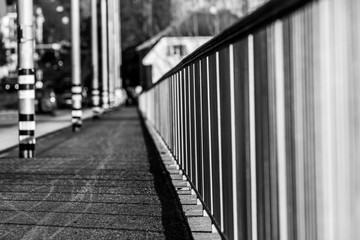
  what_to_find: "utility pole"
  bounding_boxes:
[101,0,109,110]
[71,0,82,132]
[107,0,115,107]
[91,0,100,116]
[17,0,35,158]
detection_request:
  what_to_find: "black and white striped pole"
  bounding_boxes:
[71,0,82,132]
[107,0,115,108]
[91,0,101,117]
[114,0,122,105]
[101,0,109,110]
[17,0,36,158]
[117,1,122,90]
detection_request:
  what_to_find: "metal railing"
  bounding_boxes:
[139,0,360,239]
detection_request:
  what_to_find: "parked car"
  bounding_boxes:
[55,77,89,109]
[2,73,18,92]
[35,85,57,115]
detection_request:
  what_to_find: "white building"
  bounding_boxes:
[142,36,211,84]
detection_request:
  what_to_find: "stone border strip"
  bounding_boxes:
[145,120,222,240]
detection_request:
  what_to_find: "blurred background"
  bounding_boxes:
[0,0,268,111]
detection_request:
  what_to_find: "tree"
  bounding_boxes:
[121,0,172,50]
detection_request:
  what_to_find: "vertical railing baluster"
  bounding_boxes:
[195,60,203,196]
[229,44,238,240]
[274,20,288,240]
[248,34,258,240]
[216,51,224,231]
[179,71,184,168]
[206,56,214,216]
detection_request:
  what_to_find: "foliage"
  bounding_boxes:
[121,0,172,50]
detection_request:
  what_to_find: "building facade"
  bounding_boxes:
[142,36,211,84]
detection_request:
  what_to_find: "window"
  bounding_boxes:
[167,44,187,57]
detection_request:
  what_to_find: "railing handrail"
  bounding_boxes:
[142,0,312,92]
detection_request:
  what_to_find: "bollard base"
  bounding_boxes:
[19,143,35,159]
[92,115,100,121]
[72,124,82,132]
[92,107,102,120]
[19,150,35,159]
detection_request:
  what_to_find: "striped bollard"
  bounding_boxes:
[71,0,82,132]
[107,0,115,108]
[71,84,82,132]
[17,0,35,158]
[101,0,109,111]
[92,89,101,117]
[91,0,101,118]
[102,90,110,110]
[18,70,35,158]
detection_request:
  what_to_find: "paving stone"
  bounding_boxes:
[182,205,204,217]
[192,232,222,240]
[170,174,183,180]
[179,195,197,205]
[176,188,192,195]
[172,180,188,187]
[165,164,179,171]
[187,217,212,232]
[161,156,174,161]
[167,169,180,174]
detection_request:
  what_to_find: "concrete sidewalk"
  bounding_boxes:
[0,107,193,239]
[0,109,93,152]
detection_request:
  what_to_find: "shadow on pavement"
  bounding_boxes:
[140,113,194,240]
